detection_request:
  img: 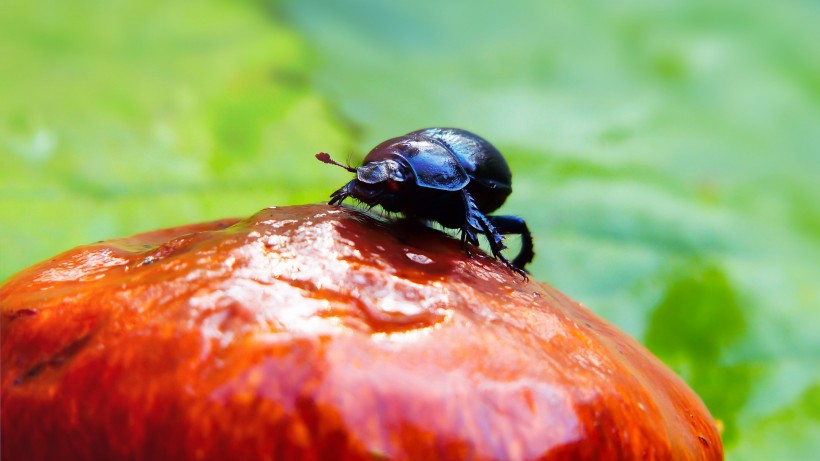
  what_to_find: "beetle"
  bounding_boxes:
[316,127,534,275]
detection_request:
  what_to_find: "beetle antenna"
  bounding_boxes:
[316,152,357,173]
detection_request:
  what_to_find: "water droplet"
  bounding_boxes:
[406,252,433,264]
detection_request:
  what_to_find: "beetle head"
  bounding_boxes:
[350,158,410,209]
[318,152,412,211]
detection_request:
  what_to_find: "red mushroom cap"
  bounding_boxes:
[1,204,722,460]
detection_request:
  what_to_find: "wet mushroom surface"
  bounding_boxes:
[1,204,723,460]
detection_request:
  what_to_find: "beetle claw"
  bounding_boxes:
[461,227,479,248]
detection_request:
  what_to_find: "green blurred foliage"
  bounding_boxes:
[1,0,819,458]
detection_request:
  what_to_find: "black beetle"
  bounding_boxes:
[316,127,534,275]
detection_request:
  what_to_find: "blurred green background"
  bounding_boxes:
[2,0,818,458]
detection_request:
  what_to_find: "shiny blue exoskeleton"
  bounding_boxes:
[316,128,534,275]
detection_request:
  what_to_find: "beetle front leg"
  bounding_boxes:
[328,180,355,206]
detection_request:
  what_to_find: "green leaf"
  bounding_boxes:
[644,261,754,445]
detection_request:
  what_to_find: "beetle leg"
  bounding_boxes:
[460,228,479,259]
[461,228,479,248]
[486,215,534,270]
[460,225,479,249]
[475,213,526,277]
[329,181,354,206]
[461,233,472,258]
[462,190,527,278]
[462,190,502,249]
[476,213,506,255]
[460,191,481,251]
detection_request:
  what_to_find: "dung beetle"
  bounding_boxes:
[316,127,534,275]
